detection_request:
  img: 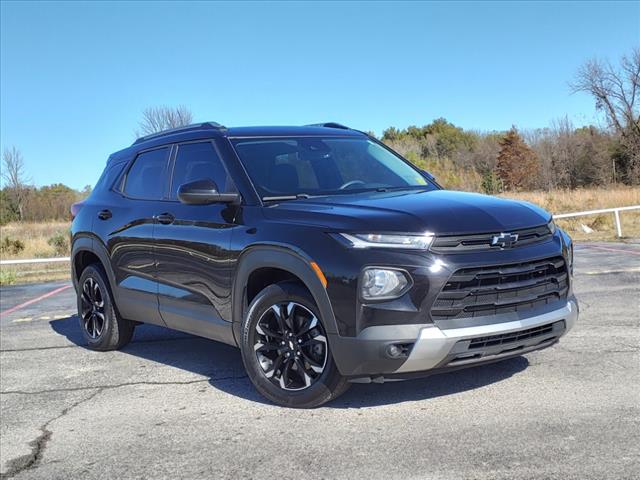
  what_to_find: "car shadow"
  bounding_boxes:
[50,316,529,408]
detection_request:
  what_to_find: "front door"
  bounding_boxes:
[153,140,239,344]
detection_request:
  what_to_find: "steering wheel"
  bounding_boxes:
[339,180,366,190]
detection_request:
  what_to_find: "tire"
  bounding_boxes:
[77,263,135,351]
[240,282,350,408]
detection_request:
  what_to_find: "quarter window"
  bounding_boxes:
[124,148,169,199]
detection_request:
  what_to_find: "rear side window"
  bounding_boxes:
[170,142,234,199]
[94,161,126,194]
[124,148,169,199]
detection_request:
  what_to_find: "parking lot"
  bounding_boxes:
[1,242,639,479]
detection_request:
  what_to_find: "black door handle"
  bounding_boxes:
[154,213,175,225]
[98,209,112,220]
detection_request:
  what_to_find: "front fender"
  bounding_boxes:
[231,244,338,346]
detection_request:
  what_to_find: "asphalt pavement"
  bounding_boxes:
[0,242,638,479]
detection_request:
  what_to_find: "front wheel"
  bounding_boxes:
[240,282,350,408]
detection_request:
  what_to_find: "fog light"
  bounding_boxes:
[361,268,410,300]
[387,344,402,358]
[386,343,413,358]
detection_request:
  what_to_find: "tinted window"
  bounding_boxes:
[171,142,233,199]
[232,137,435,198]
[94,161,126,193]
[124,148,169,199]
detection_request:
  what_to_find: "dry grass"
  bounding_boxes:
[1,221,70,259]
[499,187,640,212]
[1,222,71,284]
[500,187,640,241]
[0,262,70,285]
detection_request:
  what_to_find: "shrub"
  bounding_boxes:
[0,269,17,285]
[0,236,25,256]
[481,171,503,194]
[47,231,70,256]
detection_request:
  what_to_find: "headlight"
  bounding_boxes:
[339,232,434,250]
[548,219,557,234]
[361,268,411,300]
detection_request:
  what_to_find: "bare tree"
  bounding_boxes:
[571,48,640,182]
[136,105,194,136]
[1,146,31,220]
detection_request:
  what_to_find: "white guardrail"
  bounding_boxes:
[553,205,640,238]
[0,205,639,266]
[0,257,70,266]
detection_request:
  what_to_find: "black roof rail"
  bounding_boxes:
[132,121,226,145]
[305,122,351,130]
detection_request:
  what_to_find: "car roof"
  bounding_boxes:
[225,125,365,138]
[108,123,366,163]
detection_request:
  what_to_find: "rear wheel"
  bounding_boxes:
[240,282,350,408]
[77,264,134,351]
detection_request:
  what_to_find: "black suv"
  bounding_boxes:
[71,122,578,407]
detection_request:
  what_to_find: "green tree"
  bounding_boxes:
[0,189,19,225]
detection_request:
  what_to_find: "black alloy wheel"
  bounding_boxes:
[254,302,328,391]
[77,264,135,351]
[80,277,106,339]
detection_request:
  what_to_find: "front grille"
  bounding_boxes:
[468,322,556,349]
[430,224,552,253]
[431,256,568,321]
[444,320,566,367]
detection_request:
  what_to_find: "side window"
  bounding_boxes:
[171,142,234,199]
[94,161,126,194]
[124,148,169,199]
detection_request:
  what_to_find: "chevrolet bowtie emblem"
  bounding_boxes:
[491,232,519,248]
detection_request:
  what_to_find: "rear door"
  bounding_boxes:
[153,140,239,344]
[104,146,170,326]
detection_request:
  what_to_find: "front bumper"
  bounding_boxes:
[330,296,578,381]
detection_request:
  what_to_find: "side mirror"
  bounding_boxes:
[177,179,240,205]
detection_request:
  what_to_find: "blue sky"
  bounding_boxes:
[1,1,639,189]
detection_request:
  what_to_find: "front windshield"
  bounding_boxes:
[231,136,437,199]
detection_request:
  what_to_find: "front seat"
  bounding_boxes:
[269,164,299,193]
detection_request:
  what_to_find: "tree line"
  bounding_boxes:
[1,48,638,224]
[0,147,90,224]
[380,49,639,193]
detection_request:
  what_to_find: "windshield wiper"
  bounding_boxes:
[378,185,432,192]
[262,193,313,202]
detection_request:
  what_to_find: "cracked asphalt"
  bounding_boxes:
[1,242,639,479]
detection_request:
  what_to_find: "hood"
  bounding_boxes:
[263,189,551,235]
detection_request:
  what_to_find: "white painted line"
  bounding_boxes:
[581,268,640,275]
[12,317,34,323]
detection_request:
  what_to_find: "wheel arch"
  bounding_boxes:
[232,245,338,345]
[71,235,116,294]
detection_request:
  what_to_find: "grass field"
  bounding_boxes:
[1,188,639,284]
[0,221,71,284]
[502,187,640,241]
